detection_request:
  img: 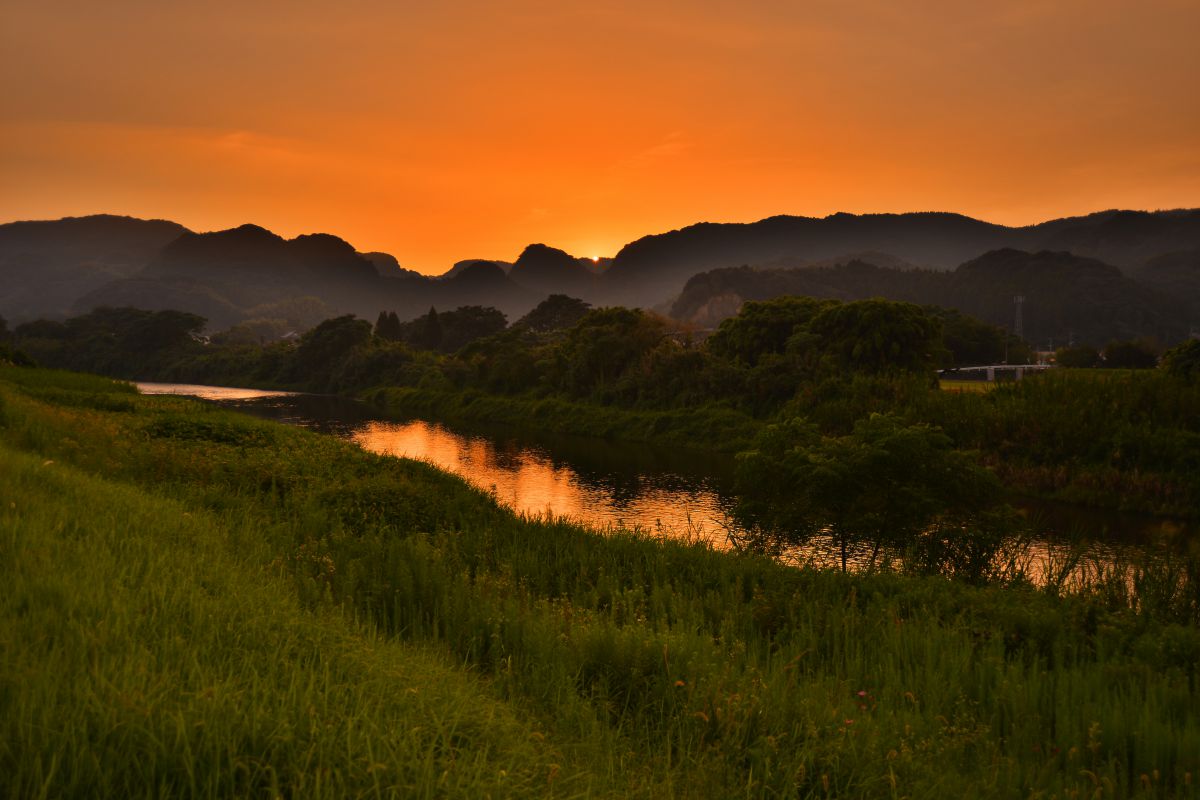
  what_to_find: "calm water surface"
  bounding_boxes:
[139,383,738,545]
[137,382,299,402]
[137,383,1190,572]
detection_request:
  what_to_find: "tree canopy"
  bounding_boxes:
[733,413,1012,579]
[515,294,592,334]
[1162,338,1200,380]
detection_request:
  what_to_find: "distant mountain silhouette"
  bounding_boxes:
[360,251,425,280]
[4,209,1199,337]
[0,214,188,322]
[507,243,600,296]
[434,261,540,312]
[1030,209,1200,268]
[67,221,542,329]
[598,209,1200,306]
[1135,249,1200,322]
[439,259,514,280]
[671,249,1188,345]
[77,225,382,328]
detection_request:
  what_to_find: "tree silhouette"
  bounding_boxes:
[418,307,442,350]
[734,414,1008,575]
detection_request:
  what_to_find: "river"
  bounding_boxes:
[137,382,1190,575]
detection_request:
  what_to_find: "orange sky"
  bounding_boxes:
[2,0,1198,274]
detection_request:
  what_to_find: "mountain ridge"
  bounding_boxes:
[3,210,1199,343]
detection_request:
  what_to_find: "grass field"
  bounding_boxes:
[938,379,996,393]
[2,365,1198,798]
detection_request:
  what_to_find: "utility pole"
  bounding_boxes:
[1013,295,1025,341]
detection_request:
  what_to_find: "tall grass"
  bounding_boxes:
[913,370,1200,516]
[2,365,1198,797]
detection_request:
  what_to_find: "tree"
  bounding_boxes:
[554,307,667,398]
[1103,339,1158,369]
[436,306,507,352]
[213,318,291,346]
[14,320,65,341]
[515,294,592,333]
[806,299,942,375]
[1162,338,1200,380]
[416,307,442,350]
[733,414,1009,576]
[707,296,835,366]
[0,342,35,367]
[129,309,207,351]
[374,310,403,341]
[925,306,1023,367]
[1055,345,1101,368]
[457,327,544,393]
[294,315,372,384]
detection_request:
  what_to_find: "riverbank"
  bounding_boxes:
[361,385,764,453]
[3,364,1199,797]
[362,376,1200,521]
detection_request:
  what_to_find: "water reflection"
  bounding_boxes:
[137,382,297,402]
[139,384,738,544]
[355,418,732,540]
[137,383,1190,577]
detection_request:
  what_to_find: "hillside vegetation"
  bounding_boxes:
[2,366,1199,797]
[671,251,1189,344]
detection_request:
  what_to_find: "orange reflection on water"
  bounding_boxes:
[138,382,296,401]
[351,419,733,545]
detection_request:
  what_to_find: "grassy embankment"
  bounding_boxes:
[3,366,1199,797]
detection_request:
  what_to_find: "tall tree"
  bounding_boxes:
[417,307,442,350]
[374,310,402,341]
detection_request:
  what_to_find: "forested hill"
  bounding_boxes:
[0,215,188,321]
[0,217,542,329]
[671,249,1192,346]
[601,209,1200,306]
[3,209,1199,334]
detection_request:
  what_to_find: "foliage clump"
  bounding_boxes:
[734,413,1017,579]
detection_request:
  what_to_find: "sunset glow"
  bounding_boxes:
[2,0,1197,273]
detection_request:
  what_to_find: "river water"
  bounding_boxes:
[137,382,1190,574]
